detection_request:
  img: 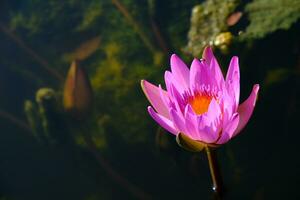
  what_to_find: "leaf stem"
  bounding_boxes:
[205,146,224,199]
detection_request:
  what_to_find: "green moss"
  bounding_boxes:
[185,0,239,56]
[244,0,300,39]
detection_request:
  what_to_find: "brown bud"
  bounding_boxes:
[63,60,93,119]
[227,12,243,26]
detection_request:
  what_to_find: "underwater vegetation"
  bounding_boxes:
[0,0,300,199]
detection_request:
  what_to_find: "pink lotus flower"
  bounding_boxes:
[141,47,259,147]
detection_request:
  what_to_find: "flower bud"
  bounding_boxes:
[63,60,93,119]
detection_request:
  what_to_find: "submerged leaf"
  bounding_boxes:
[63,36,101,62]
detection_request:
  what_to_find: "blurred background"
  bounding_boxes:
[0,0,300,199]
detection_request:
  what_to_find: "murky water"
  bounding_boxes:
[0,1,300,199]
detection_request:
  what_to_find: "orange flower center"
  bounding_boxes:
[189,94,212,115]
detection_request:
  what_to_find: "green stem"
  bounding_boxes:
[205,146,224,199]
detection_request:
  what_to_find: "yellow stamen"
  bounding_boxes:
[189,94,212,115]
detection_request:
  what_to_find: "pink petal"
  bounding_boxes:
[202,46,224,89]
[158,84,170,109]
[198,124,218,144]
[189,57,219,93]
[170,54,190,90]
[205,98,222,129]
[197,99,222,143]
[170,108,187,135]
[184,105,199,140]
[202,46,214,64]
[141,80,170,119]
[233,84,260,136]
[211,58,225,89]
[148,106,178,135]
[217,113,239,144]
[164,70,186,94]
[164,71,173,93]
[189,58,202,90]
[198,60,212,87]
[226,56,240,108]
[227,113,240,138]
[220,88,235,122]
[169,83,185,116]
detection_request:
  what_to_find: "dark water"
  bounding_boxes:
[0,1,300,200]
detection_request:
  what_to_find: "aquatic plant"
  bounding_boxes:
[141,46,259,195]
[63,60,93,119]
[142,46,259,147]
[0,0,299,199]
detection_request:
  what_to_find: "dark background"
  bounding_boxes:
[0,0,300,199]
